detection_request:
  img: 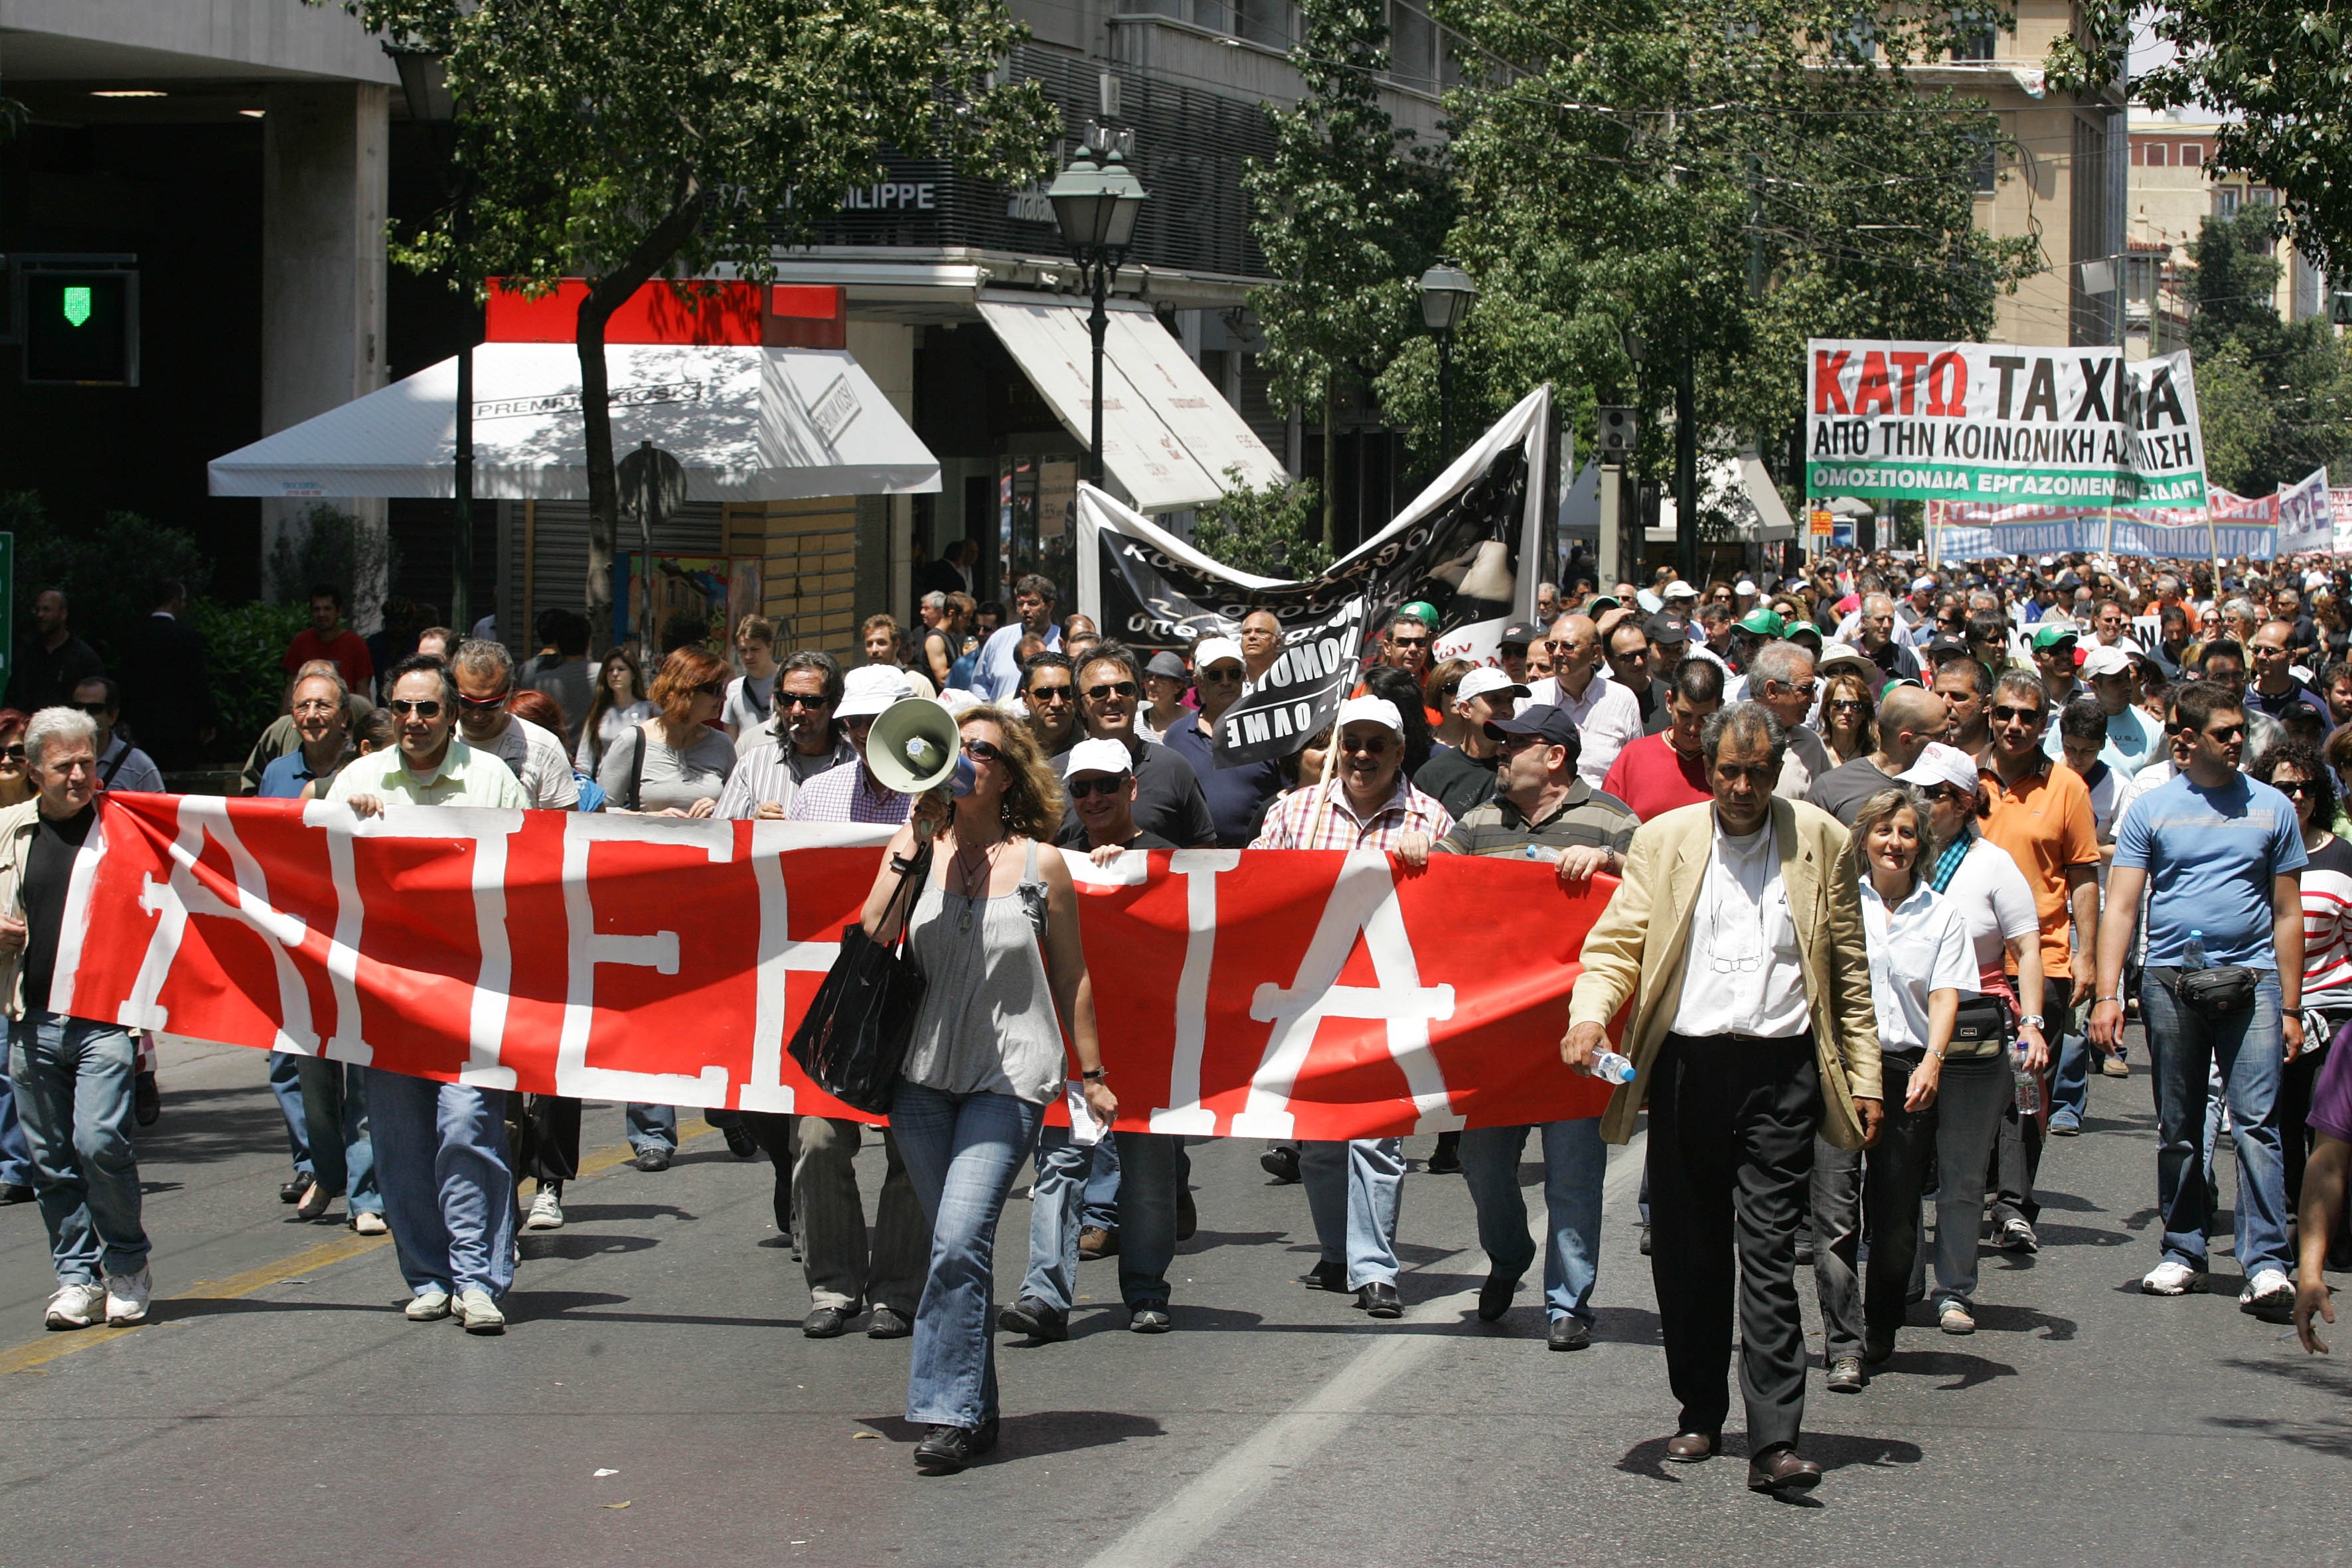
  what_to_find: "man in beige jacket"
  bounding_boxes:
[1563,702,1881,1494]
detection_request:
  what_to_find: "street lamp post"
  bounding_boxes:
[1048,126,1148,490]
[1417,260,1475,458]
[385,40,474,631]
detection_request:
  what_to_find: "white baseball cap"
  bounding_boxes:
[1192,636,1245,670]
[2080,644,2134,680]
[1334,695,1403,734]
[1735,579,1757,595]
[1897,741,1981,797]
[1456,667,1529,705]
[836,665,912,719]
[1911,575,1938,593]
[1064,738,1135,779]
[1662,581,1699,601]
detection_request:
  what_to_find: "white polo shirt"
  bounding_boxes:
[1522,670,1644,789]
[471,714,580,811]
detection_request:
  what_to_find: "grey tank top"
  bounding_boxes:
[899,838,1065,1105]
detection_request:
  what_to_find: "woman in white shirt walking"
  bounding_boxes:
[1845,782,1984,1364]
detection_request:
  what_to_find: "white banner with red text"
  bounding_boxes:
[56,795,1617,1140]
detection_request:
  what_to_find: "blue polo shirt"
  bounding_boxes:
[2114,770,2308,969]
[257,746,353,800]
[1158,710,1284,849]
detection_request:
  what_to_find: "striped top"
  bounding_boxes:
[1250,777,1452,853]
[1435,780,1639,862]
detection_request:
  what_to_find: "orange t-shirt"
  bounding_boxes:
[1978,759,2100,980]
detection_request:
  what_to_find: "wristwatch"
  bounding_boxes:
[2018,1014,2045,1029]
[1081,1067,1109,1083]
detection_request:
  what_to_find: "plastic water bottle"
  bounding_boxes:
[2183,929,2209,971]
[2012,1041,2040,1117]
[1590,1050,1638,1085]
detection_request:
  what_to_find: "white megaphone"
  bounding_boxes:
[867,697,977,802]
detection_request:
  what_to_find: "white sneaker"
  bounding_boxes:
[2240,1267,2296,1313]
[2143,1260,2205,1295]
[405,1289,453,1322]
[102,1267,152,1326]
[44,1281,107,1330]
[351,1210,388,1236]
[456,1287,505,1335]
[525,1187,564,1231]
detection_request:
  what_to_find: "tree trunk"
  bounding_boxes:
[1320,385,1336,551]
[578,180,709,653]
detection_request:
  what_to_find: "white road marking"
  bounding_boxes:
[1079,1131,1648,1568]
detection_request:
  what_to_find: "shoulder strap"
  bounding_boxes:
[627,725,648,812]
[1023,837,1040,880]
[100,741,129,787]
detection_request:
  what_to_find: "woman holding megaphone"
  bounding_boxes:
[856,702,1115,1476]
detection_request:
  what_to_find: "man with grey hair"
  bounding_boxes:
[1565,700,1879,1492]
[726,649,856,811]
[1855,594,1921,684]
[1747,642,1834,799]
[1525,612,1644,789]
[1,707,154,1330]
[450,639,578,811]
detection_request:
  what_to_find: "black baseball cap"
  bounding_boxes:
[1644,612,1689,646]
[1485,703,1579,748]
[1499,620,1541,647]
[1925,633,1973,661]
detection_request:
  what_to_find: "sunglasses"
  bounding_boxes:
[1925,785,1973,805]
[72,701,112,718]
[2201,724,2248,742]
[1028,683,1073,703]
[1083,680,1138,702]
[1990,704,2043,724]
[388,700,444,718]
[961,738,1003,761]
[0,745,23,763]
[692,681,726,698]
[456,688,510,712]
[1066,774,1128,799]
[1828,698,1867,712]
[1339,736,1393,755]
[1200,666,1243,682]
[780,692,832,710]
[2276,777,2317,797]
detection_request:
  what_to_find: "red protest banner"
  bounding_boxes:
[58,795,1615,1140]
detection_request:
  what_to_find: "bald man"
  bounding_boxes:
[1802,682,1950,828]
[1524,612,1644,789]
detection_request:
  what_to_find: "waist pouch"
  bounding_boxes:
[1950,994,2011,1051]
[2175,965,2259,1019]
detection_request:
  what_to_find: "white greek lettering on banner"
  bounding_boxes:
[42,811,108,1022]
[121,797,315,1057]
[1232,850,1458,1140]
[1160,850,1237,1134]
[556,814,732,1107]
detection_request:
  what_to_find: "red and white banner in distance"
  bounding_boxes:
[57,796,1616,1140]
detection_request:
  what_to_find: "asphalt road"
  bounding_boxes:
[3,1028,2349,1567]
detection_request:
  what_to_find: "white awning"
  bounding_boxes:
[208,345,939,501]
[977,295,1286,512]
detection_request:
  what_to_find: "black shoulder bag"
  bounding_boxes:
[787,846,932,1114]
[625,726,648,813]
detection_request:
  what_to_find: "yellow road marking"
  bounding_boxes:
[0,1117,714,1378]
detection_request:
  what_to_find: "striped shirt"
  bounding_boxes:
[785,757,911,826]
[1249,777,1452,852]
[1435,780,1638,862]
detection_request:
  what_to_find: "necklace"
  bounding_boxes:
[951,837,1002,932]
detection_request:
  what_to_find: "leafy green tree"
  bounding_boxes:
[1189,471,1333,578]
[2052,0,2351,285]
[2181,210,2352,494]
[1245,0,1450,545]
[323,0,1057,641]
[1374,0,2039,528]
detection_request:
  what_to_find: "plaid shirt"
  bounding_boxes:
[784,758,911,826]
[1249,776,1453,852]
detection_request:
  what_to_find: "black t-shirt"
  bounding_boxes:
[1055,823,1180,852]
[1413,745,1499,821]
[23,805,94,1014]
[1051,737,1216,848]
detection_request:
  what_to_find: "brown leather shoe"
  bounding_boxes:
[1664,1431,1717,1462]
[1747,1447,1823,1492]
[1079,1226,1119,1260]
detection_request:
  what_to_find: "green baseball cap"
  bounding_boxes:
[1397,600,1440,631]
[2029,623,2078,651]
[1736,607,1787,638]
[1881,676,1923,698]
[1587,594,1623,616]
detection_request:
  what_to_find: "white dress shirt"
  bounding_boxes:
[1859,877,1978,1054]
[1521,670,1644,789]
[1670,817,1810,1038]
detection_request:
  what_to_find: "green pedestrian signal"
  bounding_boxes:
[62,286,93,328]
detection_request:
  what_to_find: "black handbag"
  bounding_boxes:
[788,846,931,1115]
[2177,964,2259,1019]
[1950,994,2011,1050]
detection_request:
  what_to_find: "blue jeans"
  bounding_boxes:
[2142,968,2290,1278]
[1115,1131,1186,1309]
[2050,1025,2093,1128]
[891,1083,1044,1430]
[364,1068,515,1299]
[295,1057,382,1216]
[0,1050,34,1188]
[9,1012,151,1284]
[268,1049,314,1173]
[1457,1119,1606,1324]
[1020,1123,1095,1312]
[1083,1127,1121,1231]
[627,1102,676,1153]
[1301,1138,1404,1289]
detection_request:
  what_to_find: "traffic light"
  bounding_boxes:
[1596,406,1638,463]
[20,264,139,386]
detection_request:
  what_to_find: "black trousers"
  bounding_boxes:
[1647,1032,1820,1454]
[741,1111,799,1241]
